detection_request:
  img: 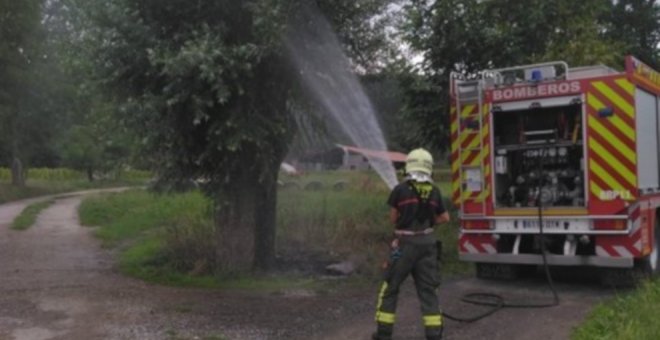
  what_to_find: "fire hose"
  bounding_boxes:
[442,149,560,323]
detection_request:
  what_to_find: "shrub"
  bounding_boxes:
[161,214,217,275]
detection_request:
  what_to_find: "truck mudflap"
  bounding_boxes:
[459,253,633,268]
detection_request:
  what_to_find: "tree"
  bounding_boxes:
[399,0,499,154]
[605,0,660,69]
[317,0,398,73]
[67,0,391,272]
[0,0,47,186]
[398,0,628,155]
[58,105,133,182]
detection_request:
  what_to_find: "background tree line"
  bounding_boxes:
[0,0,657,271]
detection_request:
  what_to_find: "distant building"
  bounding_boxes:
[296,144,407,171]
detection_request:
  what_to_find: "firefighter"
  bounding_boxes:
[372,148,450,340]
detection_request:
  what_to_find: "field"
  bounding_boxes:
[0,168,150,204]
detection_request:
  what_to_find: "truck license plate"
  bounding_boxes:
[521,220,563,229]
[488,219,594,233]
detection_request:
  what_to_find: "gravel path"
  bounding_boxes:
[0,192,617,340]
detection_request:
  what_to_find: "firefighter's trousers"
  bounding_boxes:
[374,241,442,339]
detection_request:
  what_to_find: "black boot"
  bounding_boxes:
[373,322,393,340]
[372,331,392,340]
[426,326,443,340]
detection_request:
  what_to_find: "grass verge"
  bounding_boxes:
[572,280,660,340]
[11,200,56,230]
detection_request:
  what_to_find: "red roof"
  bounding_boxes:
[338,144,407,162]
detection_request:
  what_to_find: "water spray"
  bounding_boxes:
[284,4,398,189]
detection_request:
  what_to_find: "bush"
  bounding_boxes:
[162,214,216,275]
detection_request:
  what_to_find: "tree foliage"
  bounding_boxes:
[65,0,296,271]
[0,0,70,184]
[66,0,392,271]
[398,0,658,156]
[606,0,660,69]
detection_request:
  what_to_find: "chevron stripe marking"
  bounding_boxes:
[588,117,636,164]
[588,137,636,186]
[587,94,635,143]
[450,120,458,134]
[590,159,630,196]
[588,110,636,152]
[614,78,635,96]
[590,180,604,199]
[603,78,635,103]
[461,104,476,117]
[592,81,634,118]
[589,153,636,193]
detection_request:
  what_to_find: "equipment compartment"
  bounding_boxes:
[493,104,585,207]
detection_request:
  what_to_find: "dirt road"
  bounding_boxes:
[0,192,615,340]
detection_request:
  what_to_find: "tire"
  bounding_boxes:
[600,268,638,287]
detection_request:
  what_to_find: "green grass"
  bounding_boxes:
[572,280,660,340]
[78,170,470,289]
[11,199,55,230]
[117,229,338,291]
[277,171,466,276]
[119,237,218,288]
[79,190,209,246]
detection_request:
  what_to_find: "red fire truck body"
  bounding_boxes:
[449,56,660,278]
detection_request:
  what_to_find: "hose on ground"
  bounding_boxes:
[443,153,560,323]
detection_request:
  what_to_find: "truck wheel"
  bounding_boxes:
[600,268,637,288]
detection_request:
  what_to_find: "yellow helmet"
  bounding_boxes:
[405,148,433,175]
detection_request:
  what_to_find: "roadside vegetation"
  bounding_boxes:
[11,199,56,230]
[573,280,660,339]
[78,170,468,289]
[0,168,150,204]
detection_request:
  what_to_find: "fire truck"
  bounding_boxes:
[450,56,660,282]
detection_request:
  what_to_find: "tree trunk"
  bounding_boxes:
[10,129,25,187]
[213,56,292,273]
[254,168,279,270]
[215,170,258,273]
[87,167,94,182]
[11,157,25,187]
